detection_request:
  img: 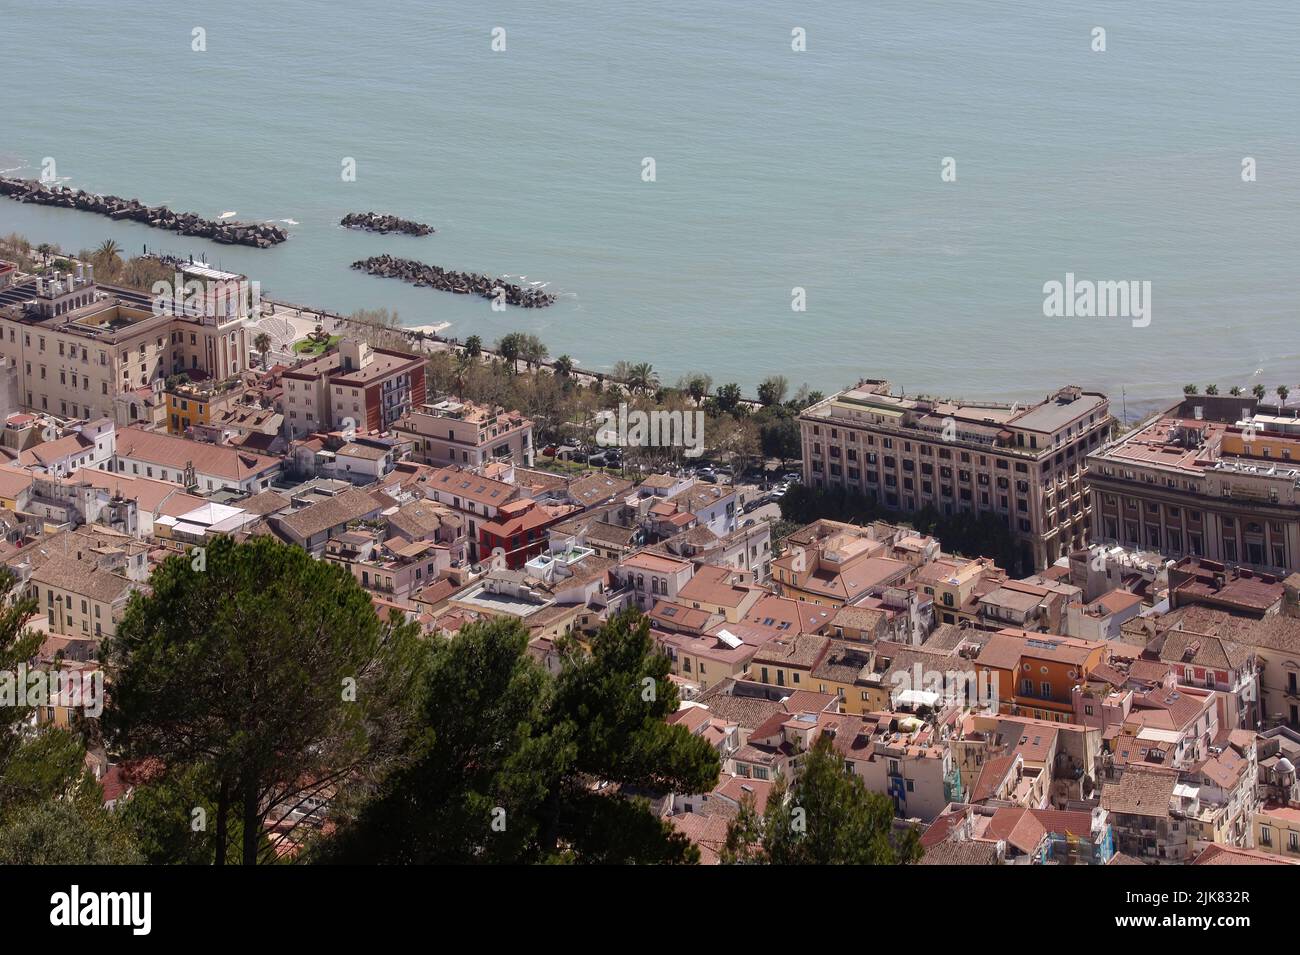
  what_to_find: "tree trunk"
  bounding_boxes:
[214,778,230,866]
[242,778,260,865]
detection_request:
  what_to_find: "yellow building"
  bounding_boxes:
[808,639,876,714]
[165,387,214,435]
[749,632,830,694]
[1255,803,1300,858]
[916,555,1003,626]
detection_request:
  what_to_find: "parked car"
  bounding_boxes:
[698,468,719,484]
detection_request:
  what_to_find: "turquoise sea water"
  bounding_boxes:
[2,0,1297,412]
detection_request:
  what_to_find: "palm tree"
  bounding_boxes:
[1205,384,1219,396]
[1253,384,1267,400]
[35,243,53,266]
[1278,385,1290,407]
[464,335,483,358]
[95,239,121,263]
[553,355,574,378]
[253,332,272,370]
[496,333,523,372]
[520,335,549,371]
[679,373,712,406]
[453,350,473,396]
[1183,384,1198,396]
[627,362,659,396]
[1229,386,1243,396]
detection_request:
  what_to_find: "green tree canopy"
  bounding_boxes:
[324,612,719,864]
[105,536,426,864]
[0,799,142,865]
[722,735,922,865]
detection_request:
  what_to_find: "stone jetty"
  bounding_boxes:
[340,211,434,236]
[0,176,288,248]
[351,254,556,308]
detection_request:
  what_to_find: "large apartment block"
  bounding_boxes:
[281,339,425,439]
[1086,395,1300,574]
[0,267,251,426]
[799,380,1112,570]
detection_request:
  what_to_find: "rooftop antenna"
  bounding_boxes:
[1121,387,1127,427]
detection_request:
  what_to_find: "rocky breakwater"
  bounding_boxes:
[0,177,288,248]
[340,211,434,236]
[351,254,556,308]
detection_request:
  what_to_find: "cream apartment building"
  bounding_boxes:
[0,269,250,426]
[800,380,1113,570]
[393,398,534,468]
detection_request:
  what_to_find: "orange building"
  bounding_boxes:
[975,628,1109,723]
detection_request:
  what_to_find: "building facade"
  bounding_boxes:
[1087,395,1300,575]
[0,270,251,426]
[800,380,1112,570]
[281,339,425,439]
[393,399,534,469]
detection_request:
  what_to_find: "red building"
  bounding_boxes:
[479,498,577,569]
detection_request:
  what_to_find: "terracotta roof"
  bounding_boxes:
[751,633,829,669]
[1158,629,1253,671]
[919,840,1000,865]
[429,467,518,508]
[29,552,133,604]
[667,811,730,865]
[1100,766,1177,816]
[566,472,633,507]
[238,489,292,516]
[1193,845,1299,865]
[274,487,382,540]
[116,426,280,482]
[17,432,94,467]
[678,565,754,609]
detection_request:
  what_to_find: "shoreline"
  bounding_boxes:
[0,230,1233,421]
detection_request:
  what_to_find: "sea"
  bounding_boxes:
[2,0,1297,421]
